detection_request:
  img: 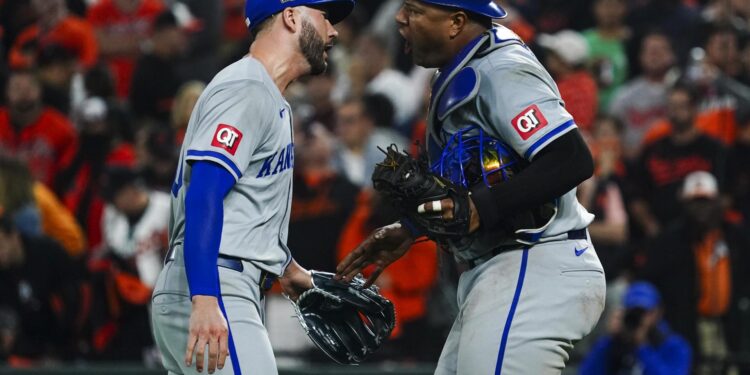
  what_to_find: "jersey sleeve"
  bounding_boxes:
[479,65,576,161]
[184,81,273,181]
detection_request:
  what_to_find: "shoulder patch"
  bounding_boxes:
[211,124,243,155]
[511,104,548,140]
[437,67,480,121]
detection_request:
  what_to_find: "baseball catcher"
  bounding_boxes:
[337,1,606,373]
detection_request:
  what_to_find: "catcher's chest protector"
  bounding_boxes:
[425,26,562,261]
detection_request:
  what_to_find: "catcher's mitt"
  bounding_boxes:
[372,145,472,241]
[291,271,395,364]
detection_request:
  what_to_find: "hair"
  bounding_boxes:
[594,114,625,134]
[171,80,205,129]
[669,81,701,107]
[362,93,395,128]
[249,13,278,43]
[703,23,740,48]
[84,64,116,99]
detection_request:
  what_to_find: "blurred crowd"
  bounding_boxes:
[0,0,749,373]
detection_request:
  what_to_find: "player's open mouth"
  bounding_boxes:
[404,40,412,54]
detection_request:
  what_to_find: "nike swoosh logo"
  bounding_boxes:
[574,247,589,256]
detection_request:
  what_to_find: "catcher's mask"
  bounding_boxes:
[432,126,520,188]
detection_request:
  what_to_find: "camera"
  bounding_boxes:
[623,307,646,330]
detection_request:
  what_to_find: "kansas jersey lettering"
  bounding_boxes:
[168,56,294,275]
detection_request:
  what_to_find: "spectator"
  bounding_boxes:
[36,44,79,114]
[626,0,701,63]
[349,33,421,128]
[537,30,599,133]
[129,9,189,123]
[640,171,750,373]
[81,63,135,143]
[89,166,168,361]
[726,111,750,220]
[174,0,221,83]
[0,70,78,189]
[628,84,726,237]
[170,80,204,146]
[288,121,359,272]
[0,213,82,362]
[578,116,629,281]
[304,67,338,131]
[86,0,165,99]
[674,26,750,145]
[609,32,677,160]
[583,0,630,110]
[332,94,407,187]
[134,124,177,192]
[0,156,86,258]
[57,97,135,251]
[8,0,98,70]
[579,281,692,375]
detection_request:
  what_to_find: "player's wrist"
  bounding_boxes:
[191,294,219,306]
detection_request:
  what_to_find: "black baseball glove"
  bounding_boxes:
[291,271,395,364]
[371,145,472,242]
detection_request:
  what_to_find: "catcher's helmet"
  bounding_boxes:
[418,0,507,19]
[432,126,519,188]
[245,0,354,29]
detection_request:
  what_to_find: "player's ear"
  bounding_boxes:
[281,7,300,33]
[448,11,468,39]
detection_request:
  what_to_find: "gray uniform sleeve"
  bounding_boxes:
[184,81,274,180]
[478,64,576,161]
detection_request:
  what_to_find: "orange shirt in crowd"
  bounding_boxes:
[87,0,165,98]
[337,191,439,338]
[556,70,598,133]
[33,182,87,257]
[9,15,98,69]
[694,230,731,317]
[0,108,78,188]
[641,108,737,147]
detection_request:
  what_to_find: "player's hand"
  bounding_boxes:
[417,196,481,233]
[279,260,313,301]
[335,223,414,287]
[185,296,228,374]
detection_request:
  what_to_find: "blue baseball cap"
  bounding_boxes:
[419,0,507,19]
[623,282,661,310]
[245,0,355,30]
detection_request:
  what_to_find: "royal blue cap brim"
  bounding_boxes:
[420,0,507,19]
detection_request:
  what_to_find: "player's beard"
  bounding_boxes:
[299,19,327,75]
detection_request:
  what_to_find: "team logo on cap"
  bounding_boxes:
[512,104,548,140]
[211,124,243,155]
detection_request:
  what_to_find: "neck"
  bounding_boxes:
[645,71,667,82]
[10,108,42,130]
[250,39,307,94]
[672,127,698,144]
[597,24,622,38]
[442,26,487,68]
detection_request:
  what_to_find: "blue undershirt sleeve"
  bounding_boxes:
[184,160,236,298]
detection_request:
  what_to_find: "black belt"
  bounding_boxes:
[165,248,277,291]
[463,228,588,269]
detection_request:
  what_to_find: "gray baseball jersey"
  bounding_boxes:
[426,26,605,374]
[168,56,294,276]
[427,26,594,262]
